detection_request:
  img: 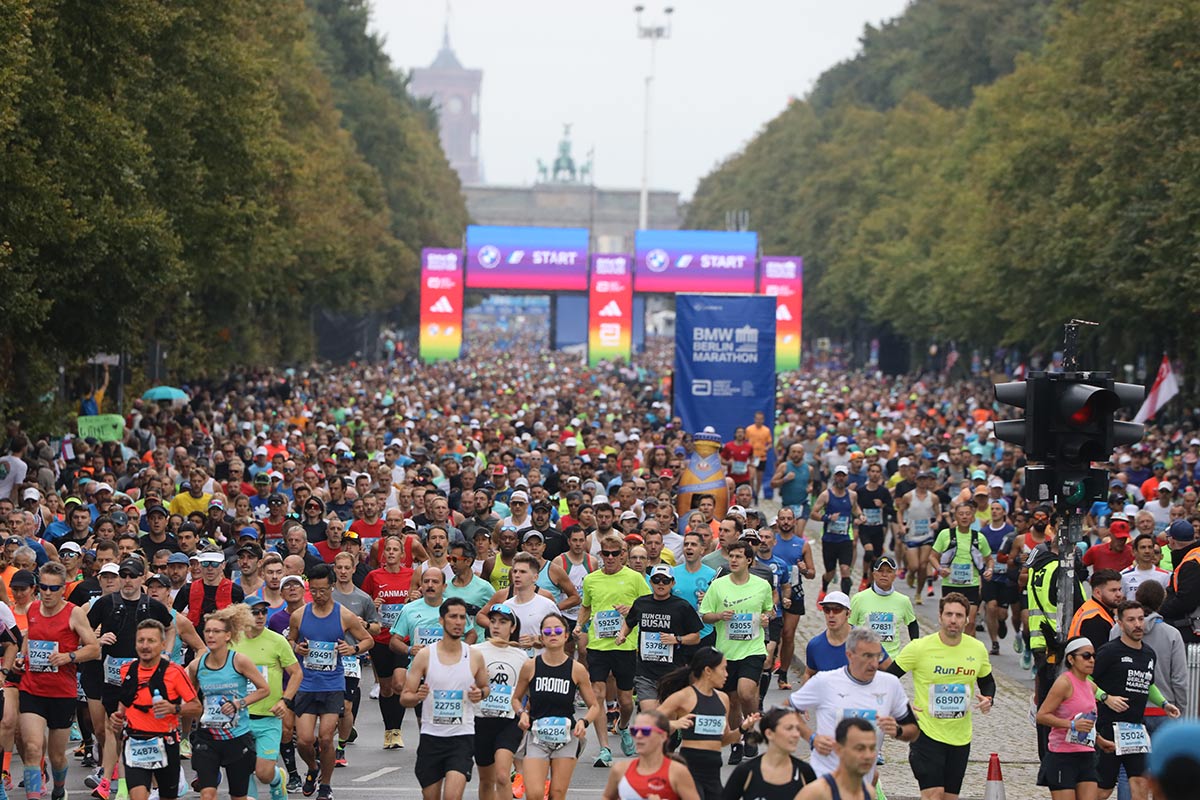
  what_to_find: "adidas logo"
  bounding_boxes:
[776,304,792,321]
[598,301,622,317]
[428,296,454,314]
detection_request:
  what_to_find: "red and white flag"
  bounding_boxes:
[1133,355,1180,423]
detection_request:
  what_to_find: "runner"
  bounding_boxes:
[721,708,817,800]
[930,503,995,634]
[471,604,531,800]
[18,561,100,800]
[888,592,996,800]
[187,604,271,800]
[512,612,601,800]
[848,556,919,661]
[361,534,418,749]
[109,620,199,800]
[804,591,853,679]
[748,528,789,703]
[1119,531,1170,602]
[552,528,598,656]
[980,499,1016,655]
[897,471,941,604]
[854,462,894,590]
[671,531,717,654]
[174,549,245,626]
[600,709,700,800]
[1034,636,1102,800]
[233,597,301,800]
[617,565,702,712]
[576,534,651,766]
[330,552,381,766]
[809,465,865,598]
[400,597,489,800]
[698,541,773,765]
[1092,601,1181,800]
[794,718,877,800]
[788,629,918,786]
[287,564,373,800]
[769,507,814,690]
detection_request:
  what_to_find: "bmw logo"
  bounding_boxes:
[478,245,501,269]
[646,249,669,273]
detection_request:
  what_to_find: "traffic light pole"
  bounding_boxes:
[1054,320,1095,643]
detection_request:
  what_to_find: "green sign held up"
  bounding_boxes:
[77,414,125,443]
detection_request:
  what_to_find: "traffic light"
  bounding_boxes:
[1049,376,1145,470]
[993,375,1052,460]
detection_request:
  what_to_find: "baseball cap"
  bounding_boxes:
[833,465,849,475]
[237,543,264,558]
[509,491,529,504]
[522,530,545,543]
[167,552,191,565]
[8,570,35,589]
[1159,481,1174,493]
[94,483,113,494]
[209,498,225,510]
[98,563,121,577]
[1110,519,1131,538]
[280,575,306,589]
[971,470,988,481]
[145,504,168,517]
[619,510,638,522]
[973,486,989,496]
[245,596,270,608]
[872,555,898,571]
[1166,519,1195,542]
[739,530,761,543]
[3,536,21,547]
[20,488,39,502]
[145,573,169,588]
[253,472,270,484]
[118,558,145,577]
[820,591,851,609]
[648,565,673,581]
[532,500,553,512]
[897,457,911,467]
[917,470,934,479]
[58,541,83,557]
[238,527,259,540]
[488,603,517,623]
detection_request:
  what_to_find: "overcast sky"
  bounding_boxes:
[372,1,911,199]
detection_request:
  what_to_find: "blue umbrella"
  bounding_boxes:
[142,386,189,402]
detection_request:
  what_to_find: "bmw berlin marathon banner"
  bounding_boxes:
[673,294,776,446]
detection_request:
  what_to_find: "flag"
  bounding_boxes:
[1133,355,1179,423]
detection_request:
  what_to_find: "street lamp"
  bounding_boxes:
[635,4,673,232]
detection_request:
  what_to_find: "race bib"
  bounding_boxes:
[639,632,674,663]
[595,610,622,639]
[124,737,168,770]
[258,665,268,682]
[304,641,338,672]
[912,519,930,536]
[929,683,969,719]
[843,708,878,723]
[1066,715,1097,748]
[104,656,136,686]
[27,640,58,673]
[379,604,404,629]
[415,625,444,646]
[731,461,748,476]
[727,613,756,641]
[863,509,883,527]
[1114,722,1150,755]
[431,689,463,725]
[533,716,571,745]
[867,612,895,642]
[342,656,361,679]
[827,518,849,536]
[693,714,726,736]
[200,695,235,729]
[949,562,973,585]
[479,683,513,718]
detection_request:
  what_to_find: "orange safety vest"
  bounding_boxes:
[1169,547,1200,592]
[1068,598,1114,639]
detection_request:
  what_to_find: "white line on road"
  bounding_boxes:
[353,767,400,783]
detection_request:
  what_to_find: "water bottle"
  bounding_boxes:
[153,689,166,718]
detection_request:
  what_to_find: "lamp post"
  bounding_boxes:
[635,5,673,232]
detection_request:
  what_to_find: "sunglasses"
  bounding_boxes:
[821,606,848,614]
[1073,651,1096,660]
[250,608,269,616]
[601,550,623,558]
[630,725,665,738]
[118,571,138,579]
[650,576,672,585]
[541,626,565,637]
[447,556,471,564]
[37,583,64,592]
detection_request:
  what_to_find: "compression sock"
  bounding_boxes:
[247,776,258,799]
[841,576,852,594]
[52,768,67,789]
[23,767,42,799]
[379,694,403,729]
[758,671,771,704]
[272,767,285,788]
[281,742,298,775]
[3,750,10,773]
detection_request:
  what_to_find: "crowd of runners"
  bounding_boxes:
[0,336,1198,800]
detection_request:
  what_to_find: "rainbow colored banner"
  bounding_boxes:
[588,254,633,366]
[760,256,803,371]
[419,248,464,363]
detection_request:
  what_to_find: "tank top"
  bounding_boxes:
[196,650,251,739]
[419,641,475,737]
[536,562,563,608]
[556,554,595,621]
[779,460,811,506]
[489,557,511,591]
[168,609,185,664]
[297,603,345,693]
[822,489,853,543]
[618,758,677,800]
[21,601,80,698]
[822,775,870,800]
[681,686,727,743]
[528,655,575,722]
[733,756,814,800]
[905,491,937,540]
[1048,671,1098,753]
[365,566,413,646]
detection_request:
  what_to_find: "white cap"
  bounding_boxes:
[897,457,911,467]
[820,591,851,609]
[94,483,113,494]
[254,446,269,457]
[726,505,746,518]
[98,563,120,576]
[1159,482,1174,493]
[988,477,1004,488]
[281,575,306,589]
[509,490,529,504]
[937,453,950,462]
[833,465,849,475]
[565,437,578,446]
[21,488,40,502]
[196,551,225,565]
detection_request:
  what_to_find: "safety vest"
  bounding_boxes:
[1027,559,1060,651]
[1067,598,1114,640]
[1169,546,1200,633]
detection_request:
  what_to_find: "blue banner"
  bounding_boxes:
[673,293,776,447]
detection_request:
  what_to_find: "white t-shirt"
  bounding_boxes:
[505,592,560,659]
[1146,501,1173,533]
[1120,565,1170,601]
[471,641,532,719]
[0,456,27,503]
[788,667,911,781]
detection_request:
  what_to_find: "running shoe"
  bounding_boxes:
[776,674,792,691]
[897,568,907,581]
[914,594,923,605]
[511,772,526,799]
[1013,636,1024,654]
[1021,649,1033,671]
[346,727,358,744]
[858,578,869,592]
[542,780,550,800]
[90,778,109,800]
[998,619,1008,639]
[368,683,380,700]
[70,723,82,743]
[619,727,635,757]
[73,743,87,758]
[80,752,96,770]
[383,729,404,750]
[4,771,12,791]
[334,748,346,768]
[593,747,613,768]
[84,772,102,790]
[302,770,318,797]
[817,591,826,604]
[876,753,885,766]
[926,584,935,597]
[728,743,743,765]
[906,573,916,588]
[270,772,287,800]
[990,642,1000,656]
[317,786,332,800]
[286,773,302,794]
[179,738,191,759]
[743,740,759,759]
[52,787,67,800]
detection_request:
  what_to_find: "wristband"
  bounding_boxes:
[808,734,816,747]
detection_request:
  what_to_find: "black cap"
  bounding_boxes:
[532,500,553,512]
[118,557,145,577]
[145,504,168,517]
[237,543,264,559]
[8,570,35,589]
[267,493,285,505]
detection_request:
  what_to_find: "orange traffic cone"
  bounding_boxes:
[984,752,1006,800]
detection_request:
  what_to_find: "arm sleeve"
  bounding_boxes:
[907,620,920,641]
[1148,684,1166,707]
[977,673,997,699]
